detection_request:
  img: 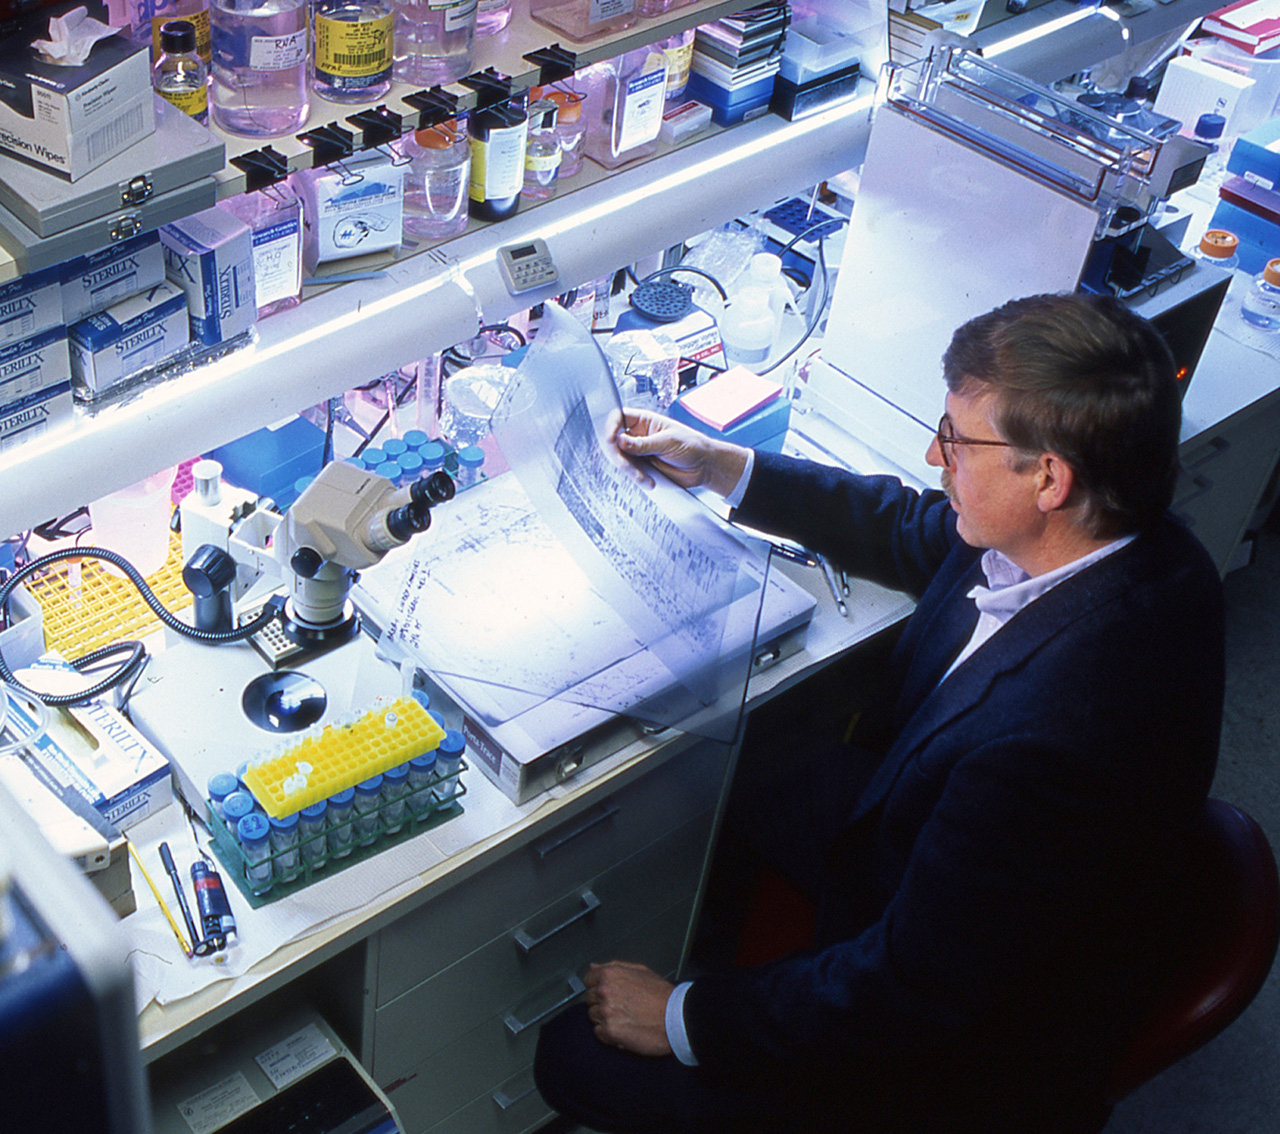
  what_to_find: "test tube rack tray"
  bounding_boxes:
[207,762,467,908]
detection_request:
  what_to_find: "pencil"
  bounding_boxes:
[127,840,192,958]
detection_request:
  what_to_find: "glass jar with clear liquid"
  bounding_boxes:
[475,0,511,35]
[210,0,310,138]
[312,0,395,104]
[392,0,476,87]
[1242,259,1280,332]
[401,118,471,239]
[439,364,512,448]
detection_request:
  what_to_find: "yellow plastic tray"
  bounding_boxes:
[243,696,446,819]
[26,531,191,657]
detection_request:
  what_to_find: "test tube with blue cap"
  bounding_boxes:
[408,749,437,816]
[208,772,238,821]
[382,437,408,464]
[418,441,446,474]
[382,763,410,832]
[404,428,429,453]
[363,447,390,477]
[269,812,301,883]
[223,790,256,829]
[354,775,384,845]
[434,729,465,801]
[396,450,425,486]
[237,813,273,892]
[328,788,356,857]
[300,801,328,869]
[455,445,485,487]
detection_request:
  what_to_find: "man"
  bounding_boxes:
[534,293,1225,1132]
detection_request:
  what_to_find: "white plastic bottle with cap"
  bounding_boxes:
[1242,259,1280,332]
[745,253,800,343]
[720,286,775,369]
[1191,229,1240,271]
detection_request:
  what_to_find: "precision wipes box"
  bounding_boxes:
[161,206,258,345]
[69,279,189,395]
[0,5,154,180]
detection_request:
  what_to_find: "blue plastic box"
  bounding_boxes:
[1227,118,1280,189]
[209,416,326,508]
[685,71,776,126]
[669,390,791,453]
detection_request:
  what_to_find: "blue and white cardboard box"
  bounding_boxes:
[68,279,188,394]
[7,654,172,830]
[160,206,257,345]
[61,229,165,325]
[0,264,63,348]
[0,324,70,406]
[0,380,73,453]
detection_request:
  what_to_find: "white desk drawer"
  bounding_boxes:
[387,901,694,1134]
[375,739,727,1007]
[372,812,712,1082]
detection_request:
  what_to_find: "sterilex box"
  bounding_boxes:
[0,325,71,408]
[68,279,189,395]
[160,206,258,346]
[0,263,63,347]
[61,229,165,324]
[0,4,155,181]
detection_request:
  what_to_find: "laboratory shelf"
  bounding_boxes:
[0,88,876,539]
[208,0,753,197]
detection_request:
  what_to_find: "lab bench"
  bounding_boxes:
[131,543,911,1134]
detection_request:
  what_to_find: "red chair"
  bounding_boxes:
[1105,798,1280,1102]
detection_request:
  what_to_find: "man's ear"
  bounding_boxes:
[1035,453,1076,515]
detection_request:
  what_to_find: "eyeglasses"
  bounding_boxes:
[935,414,1014,469]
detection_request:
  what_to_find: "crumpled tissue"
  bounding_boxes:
[32,6,123,67]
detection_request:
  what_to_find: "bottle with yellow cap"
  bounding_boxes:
[541,88,586,177]
[1242,259,1280,333]
[1192,229,1240,272]
[402,118,471,239]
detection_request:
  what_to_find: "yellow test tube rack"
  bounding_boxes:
[242,696,446,819]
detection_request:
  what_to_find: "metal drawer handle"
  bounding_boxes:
[533,801,619,860]
[1173,473,1213,512]
[514,890,601,954]
[493,1075,539,1111]
[504,973,586,1036]
[1182,435,1230,469]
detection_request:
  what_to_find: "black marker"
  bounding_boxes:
[159,841,202,953]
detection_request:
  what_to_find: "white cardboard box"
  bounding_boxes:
[68,279,188,394]
[0,263,64,347]
[0,381,73,451]
[7,655,172,829]
[0,8,154,180]
[161,206,258,345]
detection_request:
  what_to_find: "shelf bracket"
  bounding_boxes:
[298,123,355,168]
[523,44,578,87]
[230,147,291,193]
[347,105,404,151]
[402,86,460,129]
[461,68,513,112]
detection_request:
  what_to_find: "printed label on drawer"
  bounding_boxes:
[255,1023,337,1089]
[176,1071,260,1134]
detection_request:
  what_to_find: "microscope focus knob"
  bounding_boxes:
[182,544,237,598]
[291,547,324,578]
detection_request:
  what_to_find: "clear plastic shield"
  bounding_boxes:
[376,302,800,748]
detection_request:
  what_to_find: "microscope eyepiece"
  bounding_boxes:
[410,470,456,506]
[386,500,432,542]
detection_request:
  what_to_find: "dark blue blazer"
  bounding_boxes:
[684,452,1225,1132]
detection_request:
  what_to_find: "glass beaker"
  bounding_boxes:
[401,119,471,239]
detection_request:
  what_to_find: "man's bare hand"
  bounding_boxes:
[607,408,749,498]
[583,961,675,1057]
